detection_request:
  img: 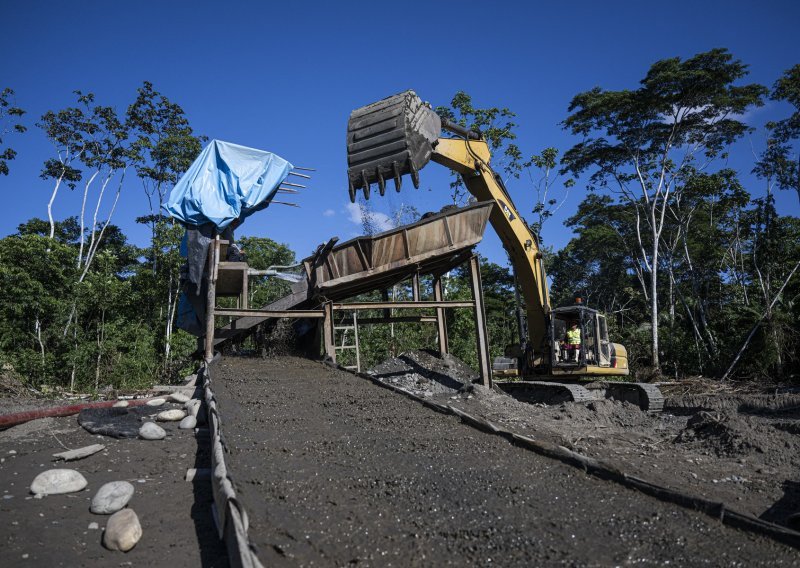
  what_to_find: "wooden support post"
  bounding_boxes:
[468,255,492,388]
[381,289,391,320]
[433,276,449,356]
[241,266,249,309]
[204,235,219,363]
[411,273,420,302]
[322,301,335,363]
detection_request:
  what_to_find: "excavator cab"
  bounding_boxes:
[550,306,616,371]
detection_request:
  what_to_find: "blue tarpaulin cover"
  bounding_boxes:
[164,139,293,229]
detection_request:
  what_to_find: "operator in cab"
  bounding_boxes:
[564,321,581,362]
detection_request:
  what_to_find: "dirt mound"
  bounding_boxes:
[667,393,800,416]
[675,409,800,463]
[368,350,476,396]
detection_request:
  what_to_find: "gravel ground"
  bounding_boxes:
[369,350,800,530]
[0,398,227,567]
[212,355,799,566]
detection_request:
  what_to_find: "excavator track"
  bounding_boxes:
[496,380,665,412]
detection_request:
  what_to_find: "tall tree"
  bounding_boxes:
[561,48,767,369]
[0,87,26,176]
[756,64,800,205]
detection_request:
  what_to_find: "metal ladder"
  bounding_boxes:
[334,312,360,372]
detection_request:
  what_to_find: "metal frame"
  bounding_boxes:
[320,255,491,387]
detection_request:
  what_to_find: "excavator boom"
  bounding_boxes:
[347,90,550,356]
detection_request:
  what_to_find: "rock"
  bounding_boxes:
[182,374,198,387]
[30,469,88,496]
[146,398,166,407]
[52,444,105,462]
[168,392,190,403]
[156,409,186,422]
[91,481,134,514]
[113,400,129,408]
[138,422,166,440]
[185,399,201,416]
[88,521,99,529]
[103,508,142,552]
[179,415,197,429]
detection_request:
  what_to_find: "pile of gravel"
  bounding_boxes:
[368,350,477,397]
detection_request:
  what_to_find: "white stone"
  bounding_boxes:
[138,422,166,440]
[103,508,142,552]
[113,400,129,408]
[184,399,201,415]
[146,398,166,407]
[30,469,88,496]
[156,409,186,422]
[179,415,197,430]
[88,521,99,530]
[91,481,134,514]
[168,392,190,403]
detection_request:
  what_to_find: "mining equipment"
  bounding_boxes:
[345,90,662,411]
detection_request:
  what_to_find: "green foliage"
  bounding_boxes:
[0,87,26,176]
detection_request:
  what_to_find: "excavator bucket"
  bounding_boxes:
[346,90,441,202]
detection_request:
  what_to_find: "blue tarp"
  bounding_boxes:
[164,139,293,229]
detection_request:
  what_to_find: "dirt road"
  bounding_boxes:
[212,356,799,566]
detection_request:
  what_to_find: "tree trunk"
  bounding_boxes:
[650,245,660,369]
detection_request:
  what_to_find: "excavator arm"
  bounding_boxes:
[347,90,550,361]
[345,90,663,410]
[431,137,550,357]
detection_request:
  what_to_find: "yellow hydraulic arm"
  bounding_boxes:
[431,138,550,355]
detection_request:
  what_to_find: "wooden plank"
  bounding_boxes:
[357,316,438,324]
[433,276,449,355]
[332,301,474,310]
[213,308,324,319]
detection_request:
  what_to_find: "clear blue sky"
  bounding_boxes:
[2,0,798,264]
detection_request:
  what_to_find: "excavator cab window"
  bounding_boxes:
[597,315,612,367]
[581,313,597,365]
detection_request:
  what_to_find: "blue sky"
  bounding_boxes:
[2,0,798,265]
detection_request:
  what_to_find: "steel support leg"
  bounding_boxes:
[323,301,336,363]
[468,255,492,388]
[204,238,219,363]
[433,276,449,355]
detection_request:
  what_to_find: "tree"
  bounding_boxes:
[561,48,767,369]
[436,91,520,204]
[0,87,26,176]
[519,147,574,239]
[37,91,95,241]
[127,81,205,251]
[756,64,800,205]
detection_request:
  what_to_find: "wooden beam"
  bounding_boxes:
[433,276,449,355]
[332,300,474,310]
[213,308,325,319]
[356,316,438,325]
[468,255,492,388]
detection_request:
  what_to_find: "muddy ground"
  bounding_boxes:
[369,350,800,531]
[212,355,799,566]
[0,395,227,567]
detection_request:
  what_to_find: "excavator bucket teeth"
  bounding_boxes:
[347,90,441,202]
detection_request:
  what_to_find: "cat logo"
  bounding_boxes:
[498,199,516,221]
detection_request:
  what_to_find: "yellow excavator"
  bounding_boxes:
[346,91,663,411]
